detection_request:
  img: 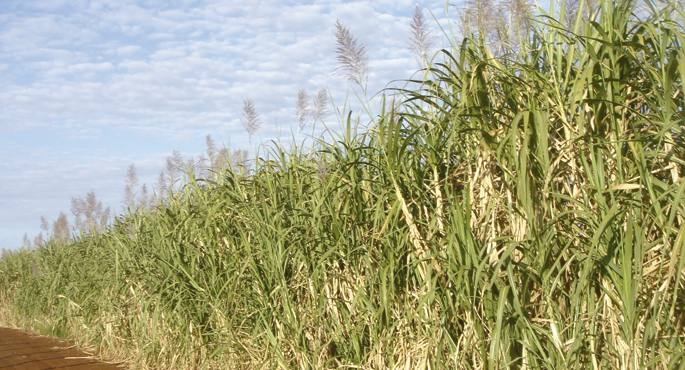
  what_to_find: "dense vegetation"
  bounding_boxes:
[1,1,684,368]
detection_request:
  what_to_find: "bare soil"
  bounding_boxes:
[0,327,125,370]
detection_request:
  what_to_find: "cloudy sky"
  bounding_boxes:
[0,0,459,249]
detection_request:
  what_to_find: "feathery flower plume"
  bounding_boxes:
[166,150,184,188]
[409,5,433,64]
[205,134,217,165]
[155,170,167,202]
[296,88,309,130]
[507,0,532,49]
[242,98,261,143]
[312,88,328,122]
[139,184,149,210]
[52,212,70,243]
[334,19,368,89]
[40,216,49,234]
[124,163,138,209]
[71,191,110,234]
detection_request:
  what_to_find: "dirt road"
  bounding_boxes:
[0,327,125,370]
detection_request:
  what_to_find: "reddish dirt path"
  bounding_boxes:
[0,327,125,370]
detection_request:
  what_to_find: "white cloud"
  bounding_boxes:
[0,0,451,248]
[114,45,142,55]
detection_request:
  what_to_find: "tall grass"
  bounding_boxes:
[1,1,684,368]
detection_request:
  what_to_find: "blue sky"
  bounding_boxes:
[0,0,454,249]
